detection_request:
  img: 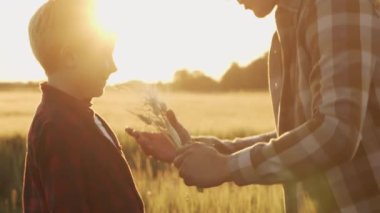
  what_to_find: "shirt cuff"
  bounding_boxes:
[227,146,259,186]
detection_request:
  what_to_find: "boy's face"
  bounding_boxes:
[67,34,117,99]
[238,0,277,18]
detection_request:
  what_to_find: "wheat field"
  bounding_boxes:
[0,88,316,212]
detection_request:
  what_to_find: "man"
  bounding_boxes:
[24,0,144,212]
[128,0,380,212]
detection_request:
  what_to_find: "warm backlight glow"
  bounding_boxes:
[1,0,275,84]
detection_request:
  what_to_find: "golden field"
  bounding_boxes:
[0,88,316,212]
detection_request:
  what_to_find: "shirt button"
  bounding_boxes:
[274,82,278,88]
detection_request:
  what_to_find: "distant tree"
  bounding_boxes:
[156,81,171,91]
[0,82,40,91]
[114,80,147,90]
[219,62,241,90]
[220,53,268,91]
[172,69,219,92]
[114,53,269,93]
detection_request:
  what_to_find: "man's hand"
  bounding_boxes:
[125,128,176,163]
[173,142,231,188]
[192,136,235,154]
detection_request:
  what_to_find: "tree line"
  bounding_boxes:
[169,53,268,92]
[0,53,269,92]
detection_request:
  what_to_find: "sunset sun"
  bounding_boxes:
[93,0,276,84]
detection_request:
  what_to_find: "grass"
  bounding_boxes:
[93,87,275,138]
[0,88,316,212]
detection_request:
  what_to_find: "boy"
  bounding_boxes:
[23,0,144,212]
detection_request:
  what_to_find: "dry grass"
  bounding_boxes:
[0,88,316,212]
[92,87,275,138]
[133,170,284,213]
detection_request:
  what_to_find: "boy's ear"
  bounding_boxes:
[60,45,77,69]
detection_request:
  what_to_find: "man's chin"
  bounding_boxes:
[252,6,275,18]
[253,9,273,18]
[246,0,276,18]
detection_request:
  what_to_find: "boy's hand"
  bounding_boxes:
[125,128,176,163]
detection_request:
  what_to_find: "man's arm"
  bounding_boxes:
[36,122,90,212]
[228,0,375,185]
[192,131,277,154]
[174,0,376,187]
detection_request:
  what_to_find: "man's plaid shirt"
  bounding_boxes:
[228,0,380,212]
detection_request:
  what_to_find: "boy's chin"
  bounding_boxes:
[85,88,105,99]
[92,89,105,98]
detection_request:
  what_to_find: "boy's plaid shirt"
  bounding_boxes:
[23,83,144,213]
[228,0,380,212]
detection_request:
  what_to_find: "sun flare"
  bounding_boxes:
[92,0,276,84]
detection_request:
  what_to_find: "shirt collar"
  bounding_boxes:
[40,82,93,114]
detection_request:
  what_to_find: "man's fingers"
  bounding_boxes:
[183,175,195,186]
[184,179,194,186]
[173,154,185,168]
[178,164,186,178]
[178,164,195,186]
[174,146,193,168]
[176,144,192,156]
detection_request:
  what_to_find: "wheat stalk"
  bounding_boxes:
[132,87,182,148]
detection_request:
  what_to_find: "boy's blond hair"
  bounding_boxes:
[28,0,96,73]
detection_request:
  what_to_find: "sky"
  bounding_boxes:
[0,0,276,84]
